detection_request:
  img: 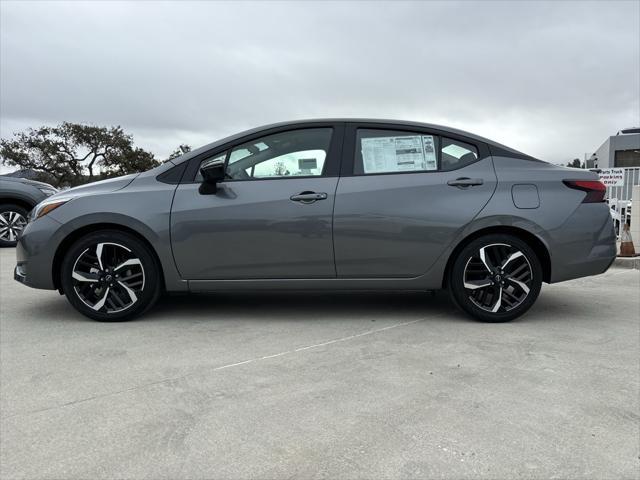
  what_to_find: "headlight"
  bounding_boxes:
[38,187,58,197]
[31,198,72,221]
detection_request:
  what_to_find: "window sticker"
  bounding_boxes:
[422,135,437,170]
[361,135,437,174]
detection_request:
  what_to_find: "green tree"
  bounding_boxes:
[568,158,583,168]
[0,122,159,187]
[102,146,158,177]
[168,144,192,160]
[273,161,288,176]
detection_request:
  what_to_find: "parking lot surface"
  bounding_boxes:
[1,248,638,479]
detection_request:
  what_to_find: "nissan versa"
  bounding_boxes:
[14,120,616,322]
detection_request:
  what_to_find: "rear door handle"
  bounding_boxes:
[447,177,484,188]
[290,191,328,203]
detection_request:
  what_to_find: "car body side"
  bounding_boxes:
[15,119,616,293]
[0,177,51,212]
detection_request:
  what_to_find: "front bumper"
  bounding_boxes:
[14,215,65,290]
[14,262,27,284]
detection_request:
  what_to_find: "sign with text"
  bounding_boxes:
[598,168,624,187]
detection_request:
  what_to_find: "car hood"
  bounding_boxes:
[24,179,56,189]
[0,176,56,189]
[49,174,139,200]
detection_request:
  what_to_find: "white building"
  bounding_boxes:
[588,128,640,168]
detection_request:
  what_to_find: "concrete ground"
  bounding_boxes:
[0,248,638,480]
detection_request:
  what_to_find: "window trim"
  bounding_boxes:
[182,123,345,184]
[341,122,490,177]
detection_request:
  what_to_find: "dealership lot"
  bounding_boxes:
[0,248,638,479]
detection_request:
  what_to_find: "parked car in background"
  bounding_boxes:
[0,176,57,246]
[14,119,616,322]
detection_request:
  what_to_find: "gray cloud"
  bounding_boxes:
[1,0,638,164]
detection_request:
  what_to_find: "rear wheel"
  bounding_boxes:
[61,230,161,321]
[449,234,542,322]
[0,204,29,247]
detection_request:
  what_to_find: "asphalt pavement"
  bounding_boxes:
[1,248,638,479]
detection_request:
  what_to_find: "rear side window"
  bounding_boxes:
[354,129,439,175]
[440,137,479,171]
[353,129,483,175]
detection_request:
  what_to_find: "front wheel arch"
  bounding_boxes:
[0,197,36,213]
[442,226,551,289]
[52,223,165,293]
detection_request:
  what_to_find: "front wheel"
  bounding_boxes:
[448,234,543,322]
[61,230,161,321]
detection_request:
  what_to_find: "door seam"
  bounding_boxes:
[331,123,347,278]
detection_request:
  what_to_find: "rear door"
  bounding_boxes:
[333,123,497,278]
[170,124,344,280]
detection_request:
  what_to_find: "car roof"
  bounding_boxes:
[172,118,536,165]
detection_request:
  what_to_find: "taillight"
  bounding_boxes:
[563,180,606,203]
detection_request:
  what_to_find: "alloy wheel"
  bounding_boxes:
[463,243,533,313]
[71,242,145,313]
[0,211,27,243]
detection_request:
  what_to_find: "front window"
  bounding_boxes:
[225,128,332,180]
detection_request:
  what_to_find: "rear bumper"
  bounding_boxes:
[549,203,617,283]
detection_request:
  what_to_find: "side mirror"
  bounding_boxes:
[199,157,226,194]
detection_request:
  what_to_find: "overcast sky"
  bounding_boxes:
[1,0,639,166]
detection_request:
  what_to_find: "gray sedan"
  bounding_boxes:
[14,119,616,322]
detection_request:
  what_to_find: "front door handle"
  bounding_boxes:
[447,177,484,188]
[290,191,328,203]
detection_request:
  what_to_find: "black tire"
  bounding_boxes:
[0,203,30,248]
[448,234,542,322]
[61,230,161,321]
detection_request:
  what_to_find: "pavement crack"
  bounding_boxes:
[2,317,429,420]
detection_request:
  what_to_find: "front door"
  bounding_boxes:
[170,126,342,280]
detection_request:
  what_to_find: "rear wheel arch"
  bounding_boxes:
[442,226,551,288]
[52,223,165,292]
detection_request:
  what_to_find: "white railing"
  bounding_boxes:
[605,167,640,203]
[593,167,640,234]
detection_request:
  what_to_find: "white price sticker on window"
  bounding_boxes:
[361,135,437,174]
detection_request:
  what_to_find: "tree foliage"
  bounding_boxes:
[0,122,160,187]
[567,158,583,168]
[273,161,288,176]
